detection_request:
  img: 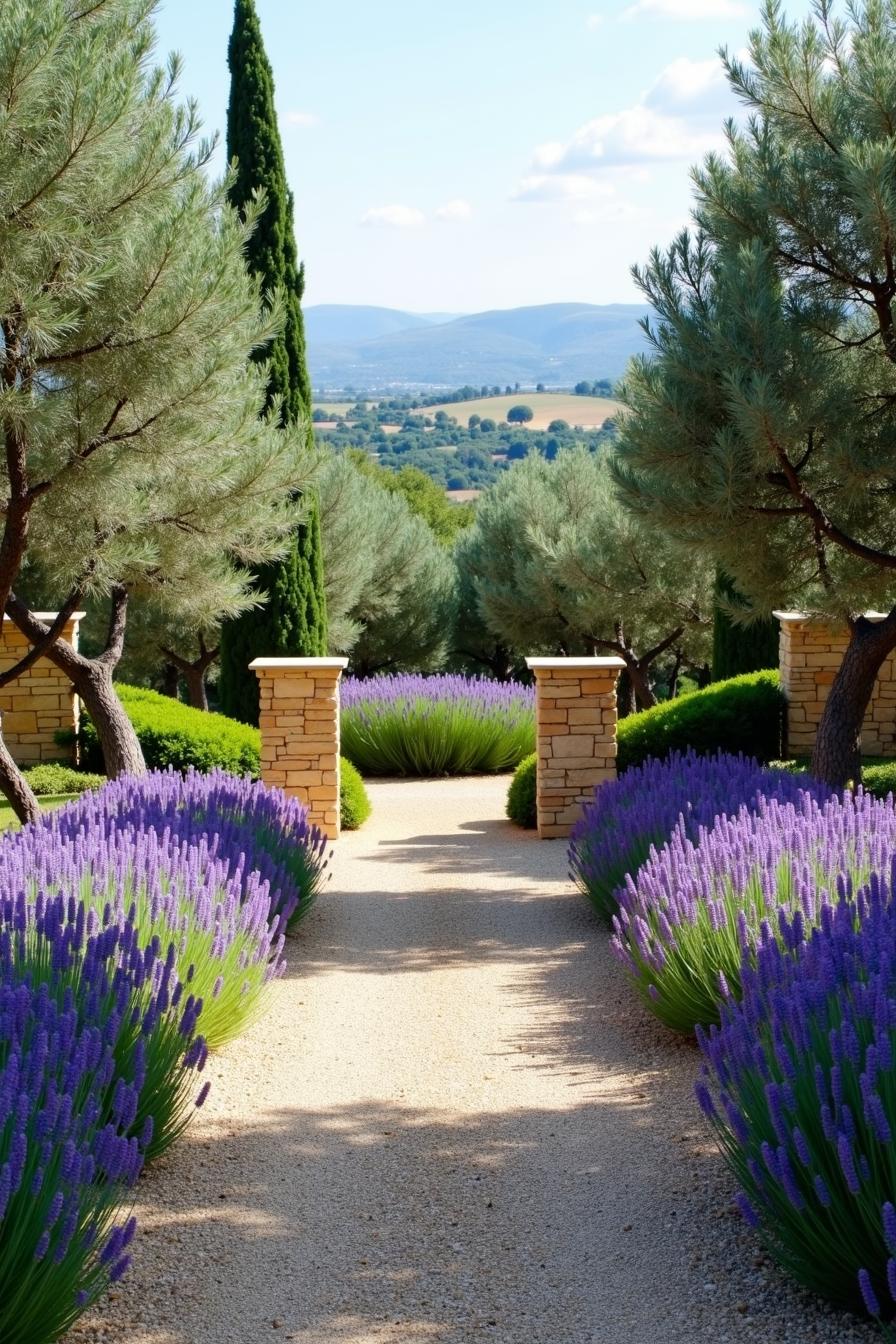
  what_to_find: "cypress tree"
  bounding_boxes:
[218,0,327,725]
[711,572,779,682]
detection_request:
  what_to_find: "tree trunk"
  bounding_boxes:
[668,650,683,700]
[69,660,146,778]
[616,670,636,717]
[161,662,180,699]
[0,716,40,824]
[7,588,146,780]
[812,611,896,787]
[628,657,658,711]
[183,666,209,712]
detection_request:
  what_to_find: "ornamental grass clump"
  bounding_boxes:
[0,894,208,1343]
[570,750,828,925]
[612,789,896,1035]
[341,674,535,777]
[697,877,896,1325]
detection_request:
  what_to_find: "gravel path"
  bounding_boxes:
[73,777,875,1344]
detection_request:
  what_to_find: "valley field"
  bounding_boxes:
[426,392,625,430]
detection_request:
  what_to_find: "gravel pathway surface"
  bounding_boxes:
[72,777,876,1344]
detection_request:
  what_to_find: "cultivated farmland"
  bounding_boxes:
[425,391,625,430]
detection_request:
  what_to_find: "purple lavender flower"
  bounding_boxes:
[698,876,896,1320]
[569,749,829,925]
[341,673,534,777]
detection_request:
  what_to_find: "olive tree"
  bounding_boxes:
[615,0,896,785]
[0,0,311,818]
[316,453,456,675]
[460,446,711,709]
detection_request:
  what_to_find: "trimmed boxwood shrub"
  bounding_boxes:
[506,753,537,828]
[617,670,784,771]
[75,684,260,775]
[74,683,366,833]
[340,758,371,829]
[23,763,105,797]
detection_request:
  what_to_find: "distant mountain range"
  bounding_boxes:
[304,302,651,392]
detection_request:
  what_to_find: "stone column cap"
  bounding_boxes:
[249,657,349,669]
[526,656,626,670]
[774,610,888,623]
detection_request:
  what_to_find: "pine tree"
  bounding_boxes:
[712,572,779,682]
[614,1,896,786]
[218,0,327,725]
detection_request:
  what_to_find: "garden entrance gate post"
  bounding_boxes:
[776,612,896,758]
[0,610,85,764]
[250,657,348,837]
[526,656,625,839]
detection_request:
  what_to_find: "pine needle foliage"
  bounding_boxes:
[613,0,896,782]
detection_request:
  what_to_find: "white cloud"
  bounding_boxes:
[435,198,473,221]
[532,103,723,173]
[644,55,729,111]
[623,0,746,18]
[585,13,604,28]
[360,204,426,229]
[514,174,617,203]
[515,52,731,202]
[286,110,319,128]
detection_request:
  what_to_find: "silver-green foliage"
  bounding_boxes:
[0,0,312,640]
[459,446,710,686]
[614,2,896,666]
[316,453,456,674]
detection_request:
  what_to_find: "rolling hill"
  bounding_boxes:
[305,302,650,391]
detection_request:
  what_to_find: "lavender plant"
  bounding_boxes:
[0,895,207,1342]
[9,771,329,1049]
[569,750,826,924]
[612,789,895,1035]
[697,877,896,1325]
[341,674,535,777]
[49,769,330,931]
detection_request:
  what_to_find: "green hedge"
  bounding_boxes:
[617,670,784,771]
[506,753,537,828]
[340,757,371,829]
[76,684,260,775]
[74,683,367,831]
[23,764,106,797]
[506,672,785,825]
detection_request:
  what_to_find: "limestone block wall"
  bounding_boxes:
[251,657,348,836]
[776,611,896,757]
[0,612,84,764]
[526,657,625,839]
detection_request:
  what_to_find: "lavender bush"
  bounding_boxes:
[697,876,896,1324]
[568,750,826,925]
[341,674,535,776]
[9,770,330,1049]
[612,789,896,1034]
[0,894,207,1342]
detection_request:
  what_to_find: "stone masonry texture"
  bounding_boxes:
[778,612,896,757]
[526,657,625,839]
[0,613,83,764]
[251,658,347,838]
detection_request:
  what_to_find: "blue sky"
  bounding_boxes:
[152,0,813,313]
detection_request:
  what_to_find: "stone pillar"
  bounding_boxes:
[0,611,84,764]
[776,610,896,757]
[526,656,625,839]
[250,657,348,836]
